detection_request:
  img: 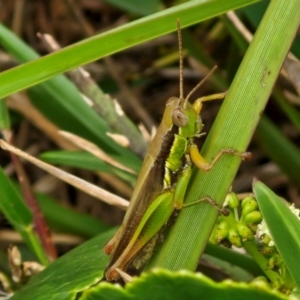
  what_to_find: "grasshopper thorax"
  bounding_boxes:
[164,96,203,139]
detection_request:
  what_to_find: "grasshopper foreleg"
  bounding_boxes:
[189,145,251,172]
[179,146,251,215]
[171,154,230,215]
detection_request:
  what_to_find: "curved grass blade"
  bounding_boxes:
[9,229,116,300]
[253,180,300,290]
[0,0,257,99]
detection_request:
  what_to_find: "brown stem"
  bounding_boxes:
[8,136,57,262]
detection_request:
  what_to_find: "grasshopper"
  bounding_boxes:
[104,21,250,281]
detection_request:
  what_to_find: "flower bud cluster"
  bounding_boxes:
[210,193,262,248]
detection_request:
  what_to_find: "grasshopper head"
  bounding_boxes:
[162,96,203,138]
[174,98,203,138]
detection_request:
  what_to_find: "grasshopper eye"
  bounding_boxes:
[172,108,189,127]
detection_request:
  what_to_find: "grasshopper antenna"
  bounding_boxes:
[186,66,218,102]
[177,19,184,101]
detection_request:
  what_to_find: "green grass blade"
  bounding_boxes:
[40,150,140,173]
[104,0,164,16]
[0,0,257,99]
[26,81,128,155]
[40,151,116,173]
[0,26,142,160]
[0,168,48,265]
[148,0,300,272]
[205,243,262,276]
[38,192,110,238]
[0,99,10,129]
[253,181,300,290]
[9,181,109,238]
[9,229,115,300]
[224,6,300,185]
[242,0,300,58]
[0,33,134,157]
[256,116,300,185]
[40,150,137,185]
[272,88,300,133]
